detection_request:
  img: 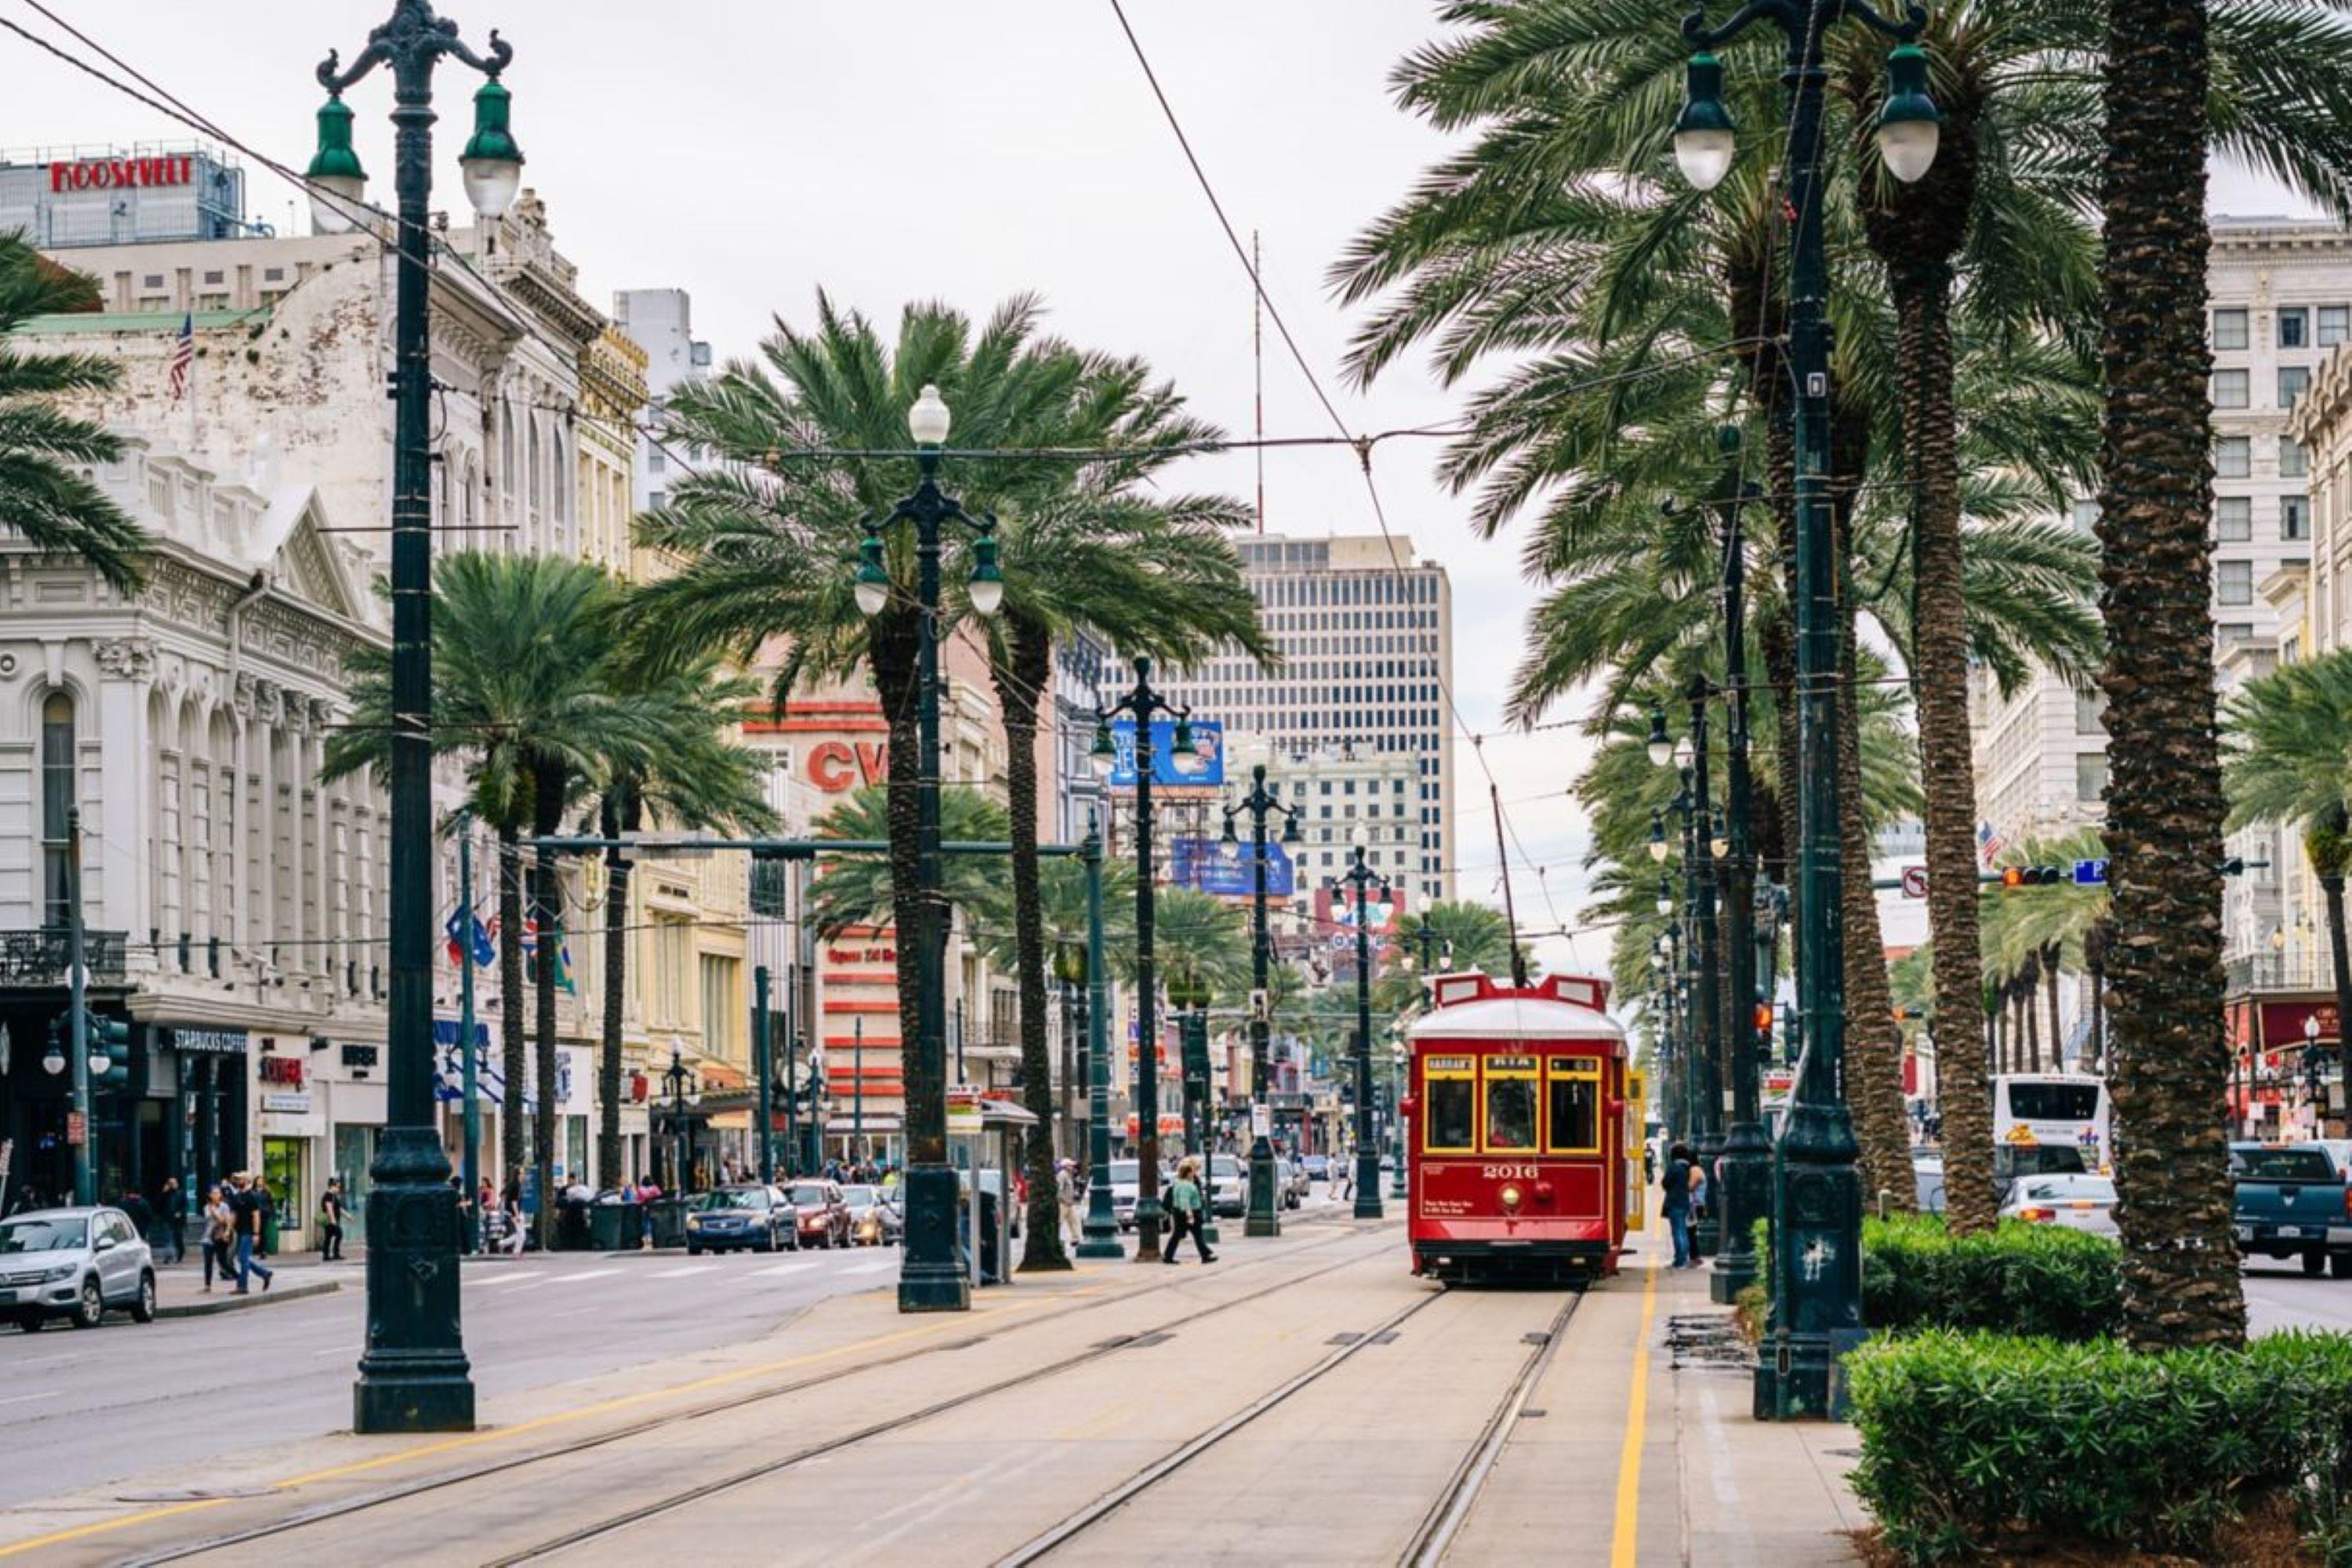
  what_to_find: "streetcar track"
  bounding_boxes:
[114,1224,1385,1567]
[1399,1290,1582,1566]
[989,1285,1455,1566]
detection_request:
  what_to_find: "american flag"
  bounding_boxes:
[166,312,194,400]
[1977,821,2006,868]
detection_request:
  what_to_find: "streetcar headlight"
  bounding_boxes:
[1499,1185,1523,1211]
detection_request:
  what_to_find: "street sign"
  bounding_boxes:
[2073,858,2109,886]
[64,1112,85,1146]
[1899,865,1929,898]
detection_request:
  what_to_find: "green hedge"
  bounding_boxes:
[1860,1214,2121,1341]
[1752,1214,2122,1341]
[1849,1330,2352,1563]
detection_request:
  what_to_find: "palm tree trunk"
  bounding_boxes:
[1891,262,1998,1233]
[532,764,564,1247]
[994,622,1069,1270]
[867,611,934,1168]
[499,827,527,1198]
[597,792,630,1187]
[2323,872,2352,1140]
[2022,975,2040,1072]
[2100,0,2245,1351]
[2045,944,2065,1069]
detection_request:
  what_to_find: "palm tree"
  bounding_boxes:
[0,235,147,590]
[2226,651,2352,1132]
[967,350,1271,1269]
[808,783,1011,940]
[325,551,653,1243]
[589,648,776,1185]
[637,295,1152,1207]
[2098,0,2245,1352]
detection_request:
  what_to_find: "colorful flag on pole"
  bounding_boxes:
[1977,821,2006,869]
[445,906,495,968]
[167,312,194,400]
[521,916,576,994]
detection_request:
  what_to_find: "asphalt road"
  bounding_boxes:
[0,1243,915,1510]
[2242,1258,2352,1336]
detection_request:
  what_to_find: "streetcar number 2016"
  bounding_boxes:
[1483,1165,1539,1181]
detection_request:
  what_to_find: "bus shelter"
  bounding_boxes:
[949,1092,1036,1286]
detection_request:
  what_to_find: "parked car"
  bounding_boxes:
[784,1181,854,1249]
[1208,1155,1247,1219]
[1108,1160,1171,1232]
[1279,1157,1310,1207]
[2230,1142,2352,1276]
[1998,1173,2118,1237]
[684,1186,797,1255]
[843,1184,902,1247]
[1301,1154,1331,1182]
[0,1207,156,1330]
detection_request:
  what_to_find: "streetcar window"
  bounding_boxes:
[1425,1076,1475,1152]
[1547,1065,1599,1154]
[1485,1074,1538,1152]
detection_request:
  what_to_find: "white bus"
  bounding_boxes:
[1993,1072,2111,1188]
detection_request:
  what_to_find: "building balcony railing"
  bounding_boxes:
[2226,949,2336,995]
[0,928,127,985]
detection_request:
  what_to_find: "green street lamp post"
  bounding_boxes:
[1338,836,1389,1219]
[1673,0,1941,1419]
[662,1041,696,1194]
[1076,817,1123,1258]
[852,383,1004,1313]
[1221,764,1302,1238]
[1704,434,1771,1304]
[753,965,774,1183]
[1673,699,1726,1257]
[1091,659,1200,1262]
[1169,969,1216,1243]
[1386,1025,1408,1200]
[314,0,525,1435]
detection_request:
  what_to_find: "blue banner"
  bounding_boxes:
[1169,835,1295,898]
[1107,717,1224,788]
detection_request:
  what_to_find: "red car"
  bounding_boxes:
[785,1181,853,1248]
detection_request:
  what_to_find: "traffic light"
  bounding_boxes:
[85,1012,130,1089]
[1998,865,2063,889]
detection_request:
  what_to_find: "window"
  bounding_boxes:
[2218,559,2255,604]
[2212,369,2249,408]
[2216,437,2251,478]
[2281,365,2313,408]
[1546,1059,1601,1154]
[2283,493,2310,540]
[41,693,74,927]
[2325,305,2350,347]
[2281,437,2309,478]
[699,954,740,1057]
[647,450,665,474]
[2075,753,2107,802]
[2213,308,2249,350]
[1483,1056,1539,1152]
[2216,496,2252,541]
[1422,1058,1475,1153]
[2074,690,2105,735]
[647,488,665,510]
[2218,622,2254,648]
[2280,307,2310,348]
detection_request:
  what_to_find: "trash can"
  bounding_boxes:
[262,1212,281,1255]
[648,1196,688,1249]
[589,1202,642,1251]
[555,1201,592,1251]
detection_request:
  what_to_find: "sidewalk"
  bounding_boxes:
[152,1250,353,1317]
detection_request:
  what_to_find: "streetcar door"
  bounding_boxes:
[1624,1069,1647,1231]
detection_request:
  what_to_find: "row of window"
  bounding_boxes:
[2213,305,2351,352]
[2216,435,2308,478]
[2216,494,2309,542]
[1422,1054,1603,1156]
[1253,572,1440,607]
[2212,366,2313,410]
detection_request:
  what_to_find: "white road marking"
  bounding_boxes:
[841,1259,896,1276]
[648,1264,720,1279]
[746,1261,815,1278]
[543,1269,622,1285]
[477,1271,544,1287]
[0,1392,60,1407]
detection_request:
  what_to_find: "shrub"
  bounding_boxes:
[1848,1330,2352,1564]
[1859,1214,2121,1341]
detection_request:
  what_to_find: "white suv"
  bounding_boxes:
[1,1207,157,1330]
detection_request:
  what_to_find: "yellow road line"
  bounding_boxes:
[1609,1258,1662,1568]
[0,1291,1067,1560]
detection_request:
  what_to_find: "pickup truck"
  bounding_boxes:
[2230,1142,2352,1278]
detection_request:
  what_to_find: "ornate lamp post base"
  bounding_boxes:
[1710,1120,1772,1303]
[353,1127,474,1433]
[1751,1111,1863,1421]
[896,1164,971,1312]
[1076,1218,1123,1259]
[1246,1135,1281,1237]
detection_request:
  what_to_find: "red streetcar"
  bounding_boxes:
[1401,971,1641,1286]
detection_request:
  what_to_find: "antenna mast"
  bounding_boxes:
[1490,782,1529,988]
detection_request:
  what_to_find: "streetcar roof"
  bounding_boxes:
[1405,971,1626,1047]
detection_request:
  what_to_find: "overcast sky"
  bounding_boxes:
[5,2,2315,981]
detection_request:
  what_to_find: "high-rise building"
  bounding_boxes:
[612,288,713,518]
[1152,533,1454,915]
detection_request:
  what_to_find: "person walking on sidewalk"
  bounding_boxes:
[201,1185,234,1292]
[1162,1157,1215,1265]
[1057,1158,1083,1249]
[1661,1142,1697,1269]
[117,1186,155,1255]
[230,1174,273,1294]
[318,1178,347,1261]
[153,1178,185,1264]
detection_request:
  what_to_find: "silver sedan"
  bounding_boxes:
[1998,1174,2118,1237]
